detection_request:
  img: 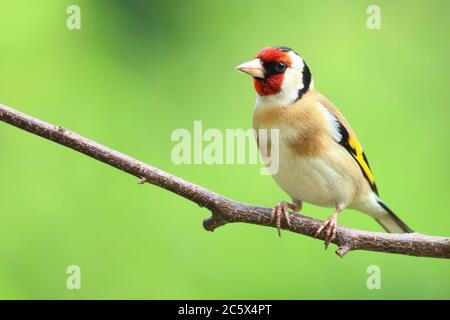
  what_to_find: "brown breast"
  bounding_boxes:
[253,89,330,157]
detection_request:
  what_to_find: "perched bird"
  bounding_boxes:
[236,46,412,245]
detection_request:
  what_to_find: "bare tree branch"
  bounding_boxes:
[0,103,449,259]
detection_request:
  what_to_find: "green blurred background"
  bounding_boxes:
[0,0,449,299]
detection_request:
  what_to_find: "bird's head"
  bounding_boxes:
[236,46,312,106]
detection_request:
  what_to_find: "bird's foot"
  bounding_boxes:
[272,201,300,236]
[315,212,338,249]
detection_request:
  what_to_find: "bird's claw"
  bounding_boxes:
[272,201,293,237]
[315,212,338,249]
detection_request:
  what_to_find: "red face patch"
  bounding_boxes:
[256,47,292,65]
[254,74,284,96]
[253,47,292,96]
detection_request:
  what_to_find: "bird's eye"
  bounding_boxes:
[276,62,287,72]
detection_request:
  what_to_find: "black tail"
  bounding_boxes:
[376,201,413,233]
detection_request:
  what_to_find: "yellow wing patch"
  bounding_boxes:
[347,136,376,186]
[337,121,379,195]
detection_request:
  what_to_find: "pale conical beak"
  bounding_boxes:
[235,58,265,79]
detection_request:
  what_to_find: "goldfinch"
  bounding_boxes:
[236,46,413,245]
